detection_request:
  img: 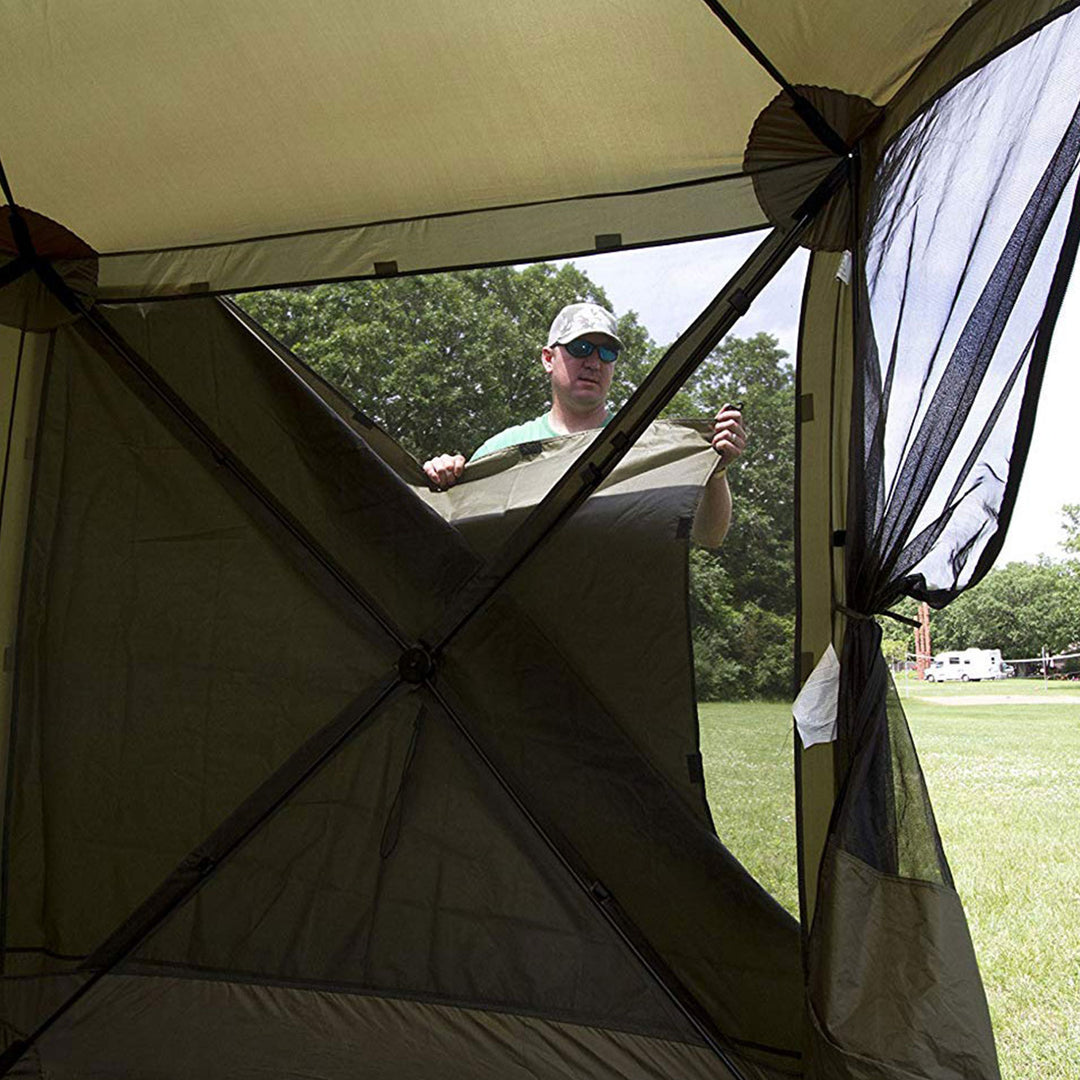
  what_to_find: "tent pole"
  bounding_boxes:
[697,0,850,156]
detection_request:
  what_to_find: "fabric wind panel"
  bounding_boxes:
[0,976,725,1080]
[407,429,803,1070]
[93,174,770,300]
[102,299,479,637]
[873,0,1076,153]
[420,422,718,820]
[0,319,395,1011]
[854,11,1080,604]
[124,695,700,1045]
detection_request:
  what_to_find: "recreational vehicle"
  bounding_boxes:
[925,648,1008,682]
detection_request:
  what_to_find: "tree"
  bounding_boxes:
[237,265,658,461]
[927,557,1080,661]
[1062,503,1080,555]
[676,334,796,699]
[903,508,1080,674]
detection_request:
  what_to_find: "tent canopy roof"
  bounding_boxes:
[1,0,975,295]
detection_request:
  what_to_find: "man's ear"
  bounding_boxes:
[541,346,555,374]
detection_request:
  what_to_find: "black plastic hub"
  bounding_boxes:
[398,645,435,684]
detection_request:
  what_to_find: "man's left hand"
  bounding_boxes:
[711,404,747,464]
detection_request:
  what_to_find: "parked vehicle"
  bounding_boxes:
[924,648,1008,682]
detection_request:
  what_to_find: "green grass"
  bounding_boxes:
[698,681,1080,1080]
[698,700,799,915]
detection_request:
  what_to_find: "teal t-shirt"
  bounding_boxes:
[471,412,612,461]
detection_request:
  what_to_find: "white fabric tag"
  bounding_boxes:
[836,249,853,285]
[793,643,840,749]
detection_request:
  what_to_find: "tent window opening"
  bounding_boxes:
[233,240,804,917]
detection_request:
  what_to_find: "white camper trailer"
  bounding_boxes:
[925,649,1008,682]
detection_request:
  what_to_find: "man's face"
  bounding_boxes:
[542,333,617,414]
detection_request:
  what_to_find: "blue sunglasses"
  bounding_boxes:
[563,338,620,363]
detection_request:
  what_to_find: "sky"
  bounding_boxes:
[563,234,1080,565]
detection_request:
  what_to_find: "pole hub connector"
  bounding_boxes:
[398,645,435,684]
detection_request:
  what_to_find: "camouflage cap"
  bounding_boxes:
[546,302,623,348]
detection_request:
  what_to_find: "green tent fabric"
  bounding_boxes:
[0,296,800,1078]
[3,2,1080,1077]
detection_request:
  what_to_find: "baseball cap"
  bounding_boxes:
[546,302,623,348]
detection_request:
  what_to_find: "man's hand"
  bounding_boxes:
[693,404,747,548]
[423,453,466,489]
[711,404,747,464]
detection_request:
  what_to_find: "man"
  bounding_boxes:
[422,302,746,547]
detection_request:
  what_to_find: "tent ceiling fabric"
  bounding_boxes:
[1,0,977,296]
[1,0,775,250]
[743,86,882,250]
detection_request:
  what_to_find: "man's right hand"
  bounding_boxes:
[422,453,466,489]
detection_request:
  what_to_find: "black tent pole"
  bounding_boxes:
[697,0,851,157]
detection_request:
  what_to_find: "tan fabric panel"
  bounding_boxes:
[417,421,720,818]
[794,251,853,925]
[873,0,1076,152]
[807,848,999,1080]
[92,172,770,299]
[727,0,975,105]
[408,425,802,1069]
[0,1,772,254]
[0,974,732,1080]
[412,424,803,1069]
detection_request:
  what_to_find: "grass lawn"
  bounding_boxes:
[698,678,1080,1080]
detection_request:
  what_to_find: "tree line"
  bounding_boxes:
[238,263,796,700]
